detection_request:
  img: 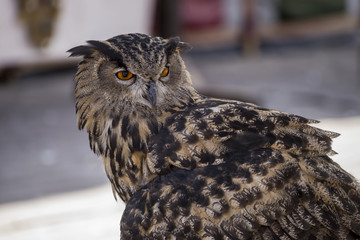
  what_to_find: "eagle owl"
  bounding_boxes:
[69,33,360,239]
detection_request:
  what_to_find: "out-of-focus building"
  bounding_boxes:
[0,0,155,80]
[167,0,360,48]
[1,0,359,80]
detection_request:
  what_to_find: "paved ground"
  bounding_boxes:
[0,70,108,203]
[0,42,359,239]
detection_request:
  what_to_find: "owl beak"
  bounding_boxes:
[148,82,157,107]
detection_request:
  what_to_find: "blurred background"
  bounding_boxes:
[0,0,359,239]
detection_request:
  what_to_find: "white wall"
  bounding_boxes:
[0,0,155,66]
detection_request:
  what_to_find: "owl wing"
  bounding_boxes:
[121,145,360,239]
[120,97,360,239]
[148,97,339,173]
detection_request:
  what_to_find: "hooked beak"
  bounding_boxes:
[148,82,157,107]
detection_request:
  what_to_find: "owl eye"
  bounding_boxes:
[160,67,169,77]
[116,70,134,80]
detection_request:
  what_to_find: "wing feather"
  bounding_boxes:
[151,98,340,172]
[121,98,360,239]
[122,148,360,239]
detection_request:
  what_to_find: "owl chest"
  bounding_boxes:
[99,116,159,201]
[103,148,156,202]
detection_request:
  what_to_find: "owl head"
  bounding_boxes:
[68,33,195,124]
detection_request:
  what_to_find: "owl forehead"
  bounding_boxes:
[108,34,167,72]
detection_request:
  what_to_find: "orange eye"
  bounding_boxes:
[160,67,169,77]
[116,70,134,80]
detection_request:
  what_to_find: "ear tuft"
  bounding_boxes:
[67,45,95,58]
[68,40,123,62]
[165,36,192,55]
[177,41,192,52]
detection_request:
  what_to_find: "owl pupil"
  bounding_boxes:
[122,71,129,77]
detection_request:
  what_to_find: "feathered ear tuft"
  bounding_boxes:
[178,41,192,52]
[86,40,122,61]
[67,45,96,58]
[165,36,192,56]
[68,40,123,63]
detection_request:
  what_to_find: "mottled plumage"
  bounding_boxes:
[69,33,360,239]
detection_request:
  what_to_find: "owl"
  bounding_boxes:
[68,33,360,239]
